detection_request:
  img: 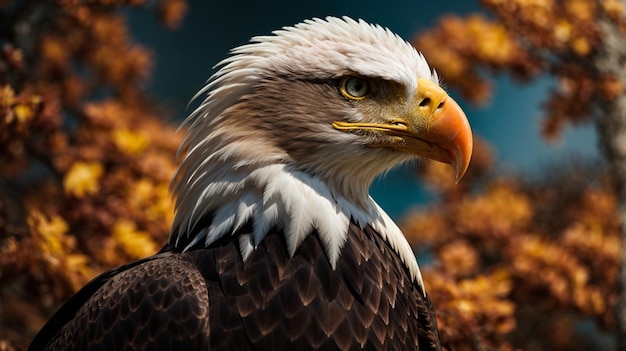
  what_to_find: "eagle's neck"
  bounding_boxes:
[169,149,424,290]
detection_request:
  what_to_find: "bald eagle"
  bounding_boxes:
[29,16,472,351]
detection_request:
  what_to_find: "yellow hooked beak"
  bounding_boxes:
[333,77,473,182]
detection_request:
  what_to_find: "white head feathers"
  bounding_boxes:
[170,16,433,292]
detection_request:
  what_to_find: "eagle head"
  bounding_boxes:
[170,16,472,285]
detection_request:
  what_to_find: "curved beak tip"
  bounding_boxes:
[453,112,473,183]
[439,96,473,183]
[454,144,472,184]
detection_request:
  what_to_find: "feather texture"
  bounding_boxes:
[30,224,440,351]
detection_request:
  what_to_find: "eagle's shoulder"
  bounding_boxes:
[29,253,210,351]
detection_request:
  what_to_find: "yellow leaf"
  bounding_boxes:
[28,211,69,255]
[112,128,149,156]
[554,20,572,43]
[63,161,104,198]
[112,219,157,259]
[13,103,35,123]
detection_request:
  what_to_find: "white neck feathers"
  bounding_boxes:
[171,160,424,292]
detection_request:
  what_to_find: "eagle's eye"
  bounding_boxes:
[340,76,369,100]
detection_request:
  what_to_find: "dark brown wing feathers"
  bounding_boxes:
[30,223,441,350]
[36,257,211,351]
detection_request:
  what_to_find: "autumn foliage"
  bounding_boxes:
[405,144,618,350]
[0,1,184,349]
[0,1,622,351]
